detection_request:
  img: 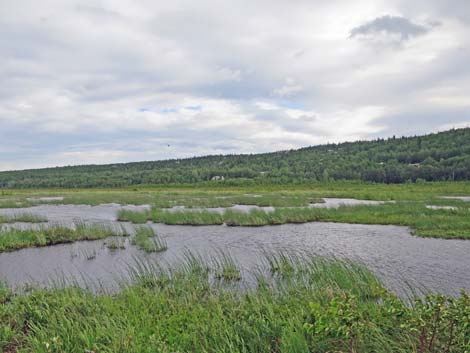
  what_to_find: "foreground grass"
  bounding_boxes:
[118,200,470,239]
[0,223,129,252]
[1,255,469,353]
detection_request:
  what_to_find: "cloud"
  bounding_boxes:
[0,0,469,170]
[273,78,303,97]
[350,15,438,42]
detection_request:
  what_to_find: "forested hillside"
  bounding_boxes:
[1,128,469,188]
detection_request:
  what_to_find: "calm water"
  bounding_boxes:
[0,202,469,297]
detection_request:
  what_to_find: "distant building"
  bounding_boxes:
[408,163,421,168]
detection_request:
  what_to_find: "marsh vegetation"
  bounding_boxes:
[118,199,470,239]
[2,182,470,239]
[132,226,167,253]
[1,254,469,353]
[0,222,129,252]
[0,213,47,224]
[1,182,470,351]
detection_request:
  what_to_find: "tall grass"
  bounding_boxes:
[0,222,129,252]
[1,254,468,352]
[0,213,47,224]
[150,209,225,225]
[211,251,242,281]
[131,226,167,253]
[117,209,150,223]
[0,280,11,304]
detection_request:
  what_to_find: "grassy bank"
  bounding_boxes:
[3,182,470,238]
[0,213,47,224]
[0,189,324,209]
[1,255,469,352]
[1,181,470,208]
[118,200,470,239]
[0,223,129,252]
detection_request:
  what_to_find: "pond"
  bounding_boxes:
[0,201,469,298]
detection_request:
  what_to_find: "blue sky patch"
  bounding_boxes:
[184,105,202,111]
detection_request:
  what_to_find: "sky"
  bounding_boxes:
[1,0,469,171]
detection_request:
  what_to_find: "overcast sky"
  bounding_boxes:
[1,0,469,170]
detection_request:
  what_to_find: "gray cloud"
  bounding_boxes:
[372,106,470,138]
[396,0,470,24]
[350,15,437,41]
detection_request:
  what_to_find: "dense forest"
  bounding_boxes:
[1,128,469,188]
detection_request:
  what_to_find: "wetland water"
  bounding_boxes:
[0,201,469,297]
[165,198,388,213]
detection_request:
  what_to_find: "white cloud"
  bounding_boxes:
[273,78,303,97]
[0,0,469,170]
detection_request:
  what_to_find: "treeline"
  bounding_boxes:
[1,128,469,188]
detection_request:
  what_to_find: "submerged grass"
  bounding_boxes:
[0,222,129,252]
[212,251,242,281]
[131,226,167,253]
[1,254,469,353]
[105,238,126,251]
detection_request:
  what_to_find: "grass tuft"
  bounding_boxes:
[106,238,126,251]
[212,251,242,281]
[131,226,167,253]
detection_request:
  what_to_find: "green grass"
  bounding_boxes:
[5,181,470,209]
[119,200,470,239]
[149,209,225,225]
[0,188,324,209]
[212,251,242,281]
[131,226,168,253]
[117,209,150,223]
[308,201,470,239]
[3,182,470,238]
[0,213,47,224]
[1,255,469,353]
[0,222,129,252]
[105,238,126,251]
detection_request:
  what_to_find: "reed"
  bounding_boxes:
[131,226,167,253]
[1,254,468,353]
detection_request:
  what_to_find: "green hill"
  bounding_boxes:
[1,128,469,188]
